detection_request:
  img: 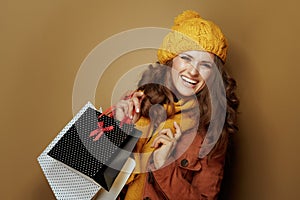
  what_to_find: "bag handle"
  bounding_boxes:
[89,91,136,141]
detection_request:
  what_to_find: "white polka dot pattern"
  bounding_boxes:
[37,102,101,200]
[37,102,139,198]
[46,105,135,190]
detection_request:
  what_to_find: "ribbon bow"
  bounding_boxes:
[89,121,114,141]
[89,92,136,142]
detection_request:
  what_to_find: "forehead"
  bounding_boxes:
[180,50,214,61]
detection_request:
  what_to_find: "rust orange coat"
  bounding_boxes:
[142,130,226,200]
[123,130,226,200]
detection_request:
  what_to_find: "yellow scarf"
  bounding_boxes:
[124,97,199,200]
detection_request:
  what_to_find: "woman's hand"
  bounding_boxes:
[151,122,182,169]
[114,90,144,123]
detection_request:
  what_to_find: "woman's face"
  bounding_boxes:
[171,50,214,97]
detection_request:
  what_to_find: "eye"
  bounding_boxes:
[179,55,192,61]
[201,63,212,69]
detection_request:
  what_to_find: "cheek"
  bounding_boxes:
[199,69,212,80]
[172,57,184,71]
[170,68,179,85]
[170,58,182,82]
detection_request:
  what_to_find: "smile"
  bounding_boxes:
[181,75,199,85]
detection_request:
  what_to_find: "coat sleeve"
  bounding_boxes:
[148,153,225,200]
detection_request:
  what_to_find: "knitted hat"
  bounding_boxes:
[157,10,228,63]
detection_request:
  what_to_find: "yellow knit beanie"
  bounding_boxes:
[157,10,228,64]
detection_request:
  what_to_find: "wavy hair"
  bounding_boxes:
[197,56,239,158]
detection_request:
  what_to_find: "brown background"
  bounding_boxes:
[1,0,300,199]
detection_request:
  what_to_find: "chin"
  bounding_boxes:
[177,89,197,97]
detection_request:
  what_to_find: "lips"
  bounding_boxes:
[181,75,199,86]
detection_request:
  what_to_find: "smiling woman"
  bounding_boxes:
[103,10,239,200]
[171,51,214,97]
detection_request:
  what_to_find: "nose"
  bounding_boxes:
[187,62,200,76]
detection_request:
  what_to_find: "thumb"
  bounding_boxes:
[173,122,182,140]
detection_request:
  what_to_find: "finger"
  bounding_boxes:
[159,128,174,139]
[173,122,182,140]
[152,135,173,148]
[152,137,170,148]
[132,112,141,124]
[115,101,129,120]
[116,101,129,114]
[131,96,141,113]
[132,91,144,113]
[132,90,144,98]
[127,99,134,119]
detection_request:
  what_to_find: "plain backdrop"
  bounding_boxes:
[1,0,299,199]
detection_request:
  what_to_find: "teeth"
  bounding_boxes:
[181,76,198,85]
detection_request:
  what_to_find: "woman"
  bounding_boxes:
[115,10,239,200]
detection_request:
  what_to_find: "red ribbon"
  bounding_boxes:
[89,92,136,141]
[89,121,114,141]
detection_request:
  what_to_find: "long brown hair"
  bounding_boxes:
[196,56,239,158]
[136,56,239,158]
[137,63,176,131]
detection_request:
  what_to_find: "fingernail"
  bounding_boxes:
[136,108,139,113]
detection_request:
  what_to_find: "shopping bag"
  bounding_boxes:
[37,102,140,199]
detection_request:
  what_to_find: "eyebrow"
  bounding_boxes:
[181,53,194,59]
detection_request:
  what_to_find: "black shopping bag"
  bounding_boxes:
[47,105,141,191]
